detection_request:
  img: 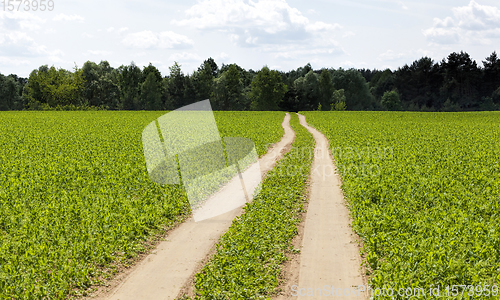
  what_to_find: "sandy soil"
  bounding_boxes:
[275,114,366,300]
[89,113,295,300]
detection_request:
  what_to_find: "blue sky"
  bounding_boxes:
[1,0,499,77]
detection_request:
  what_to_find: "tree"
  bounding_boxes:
[280,86,301,112]
[225,64,245,110]
[81,60,120,109]
[298,63,313,77]
[203,57,219,77]
[141,72,162,110]
[193,60,216,101]
[440,51,481,110]
[381,90,402,111]
[394,57,442,110]
[294,70,319,110]
[249,66,287,111]
[211,75,229,110]
[49,67,84,107]
[183,74,197,106]
[165,62,186,109]
[358,68,379,83]
[482,51,500,102]
[370,69,395,100]
[330,89,346,111]
[318,69,334,111]
[331,68,374,110]
[99,68,121,110]
[332,101,347,111]
[143,63,162,83]
[139,63,163,110]
[23,65,84,109]
[81,61,99,106]
[441,98,461,112]
[493,87,500,102]
[0,74,23,110]
[220,63,253,87]
[211,64,247,110]
[118,62,142,110]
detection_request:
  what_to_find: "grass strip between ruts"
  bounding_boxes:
[187,113,315,299]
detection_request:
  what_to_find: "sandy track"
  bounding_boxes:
[279,114,366,300]
[93,113,295,300]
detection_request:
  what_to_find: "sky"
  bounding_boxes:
[0,0,499,78]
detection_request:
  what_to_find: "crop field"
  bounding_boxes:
[0,111,285,299]
[303,111,500,297]
[191,113,314,299]
[3,110,500,299]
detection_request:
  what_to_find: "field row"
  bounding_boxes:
[303,111,500,298]
[0,111,285,299]
[3,111,500,299]
[187,113,314,299]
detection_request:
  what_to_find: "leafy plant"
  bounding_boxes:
[0,111,285,299]
[190,113,314,299]
[304,111,500,299]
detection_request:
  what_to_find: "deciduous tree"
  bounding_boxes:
[249,66,287,111]
[318,69,334,111]
[381,90,402,111]
[294,70,319,110]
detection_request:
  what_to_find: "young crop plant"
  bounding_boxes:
[213,111,286,157]
[0,111,285,299]
[189,113,315,299]
[303,111,500,299]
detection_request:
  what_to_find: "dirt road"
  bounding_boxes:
[278,114,366,299]
[93,113,295,300]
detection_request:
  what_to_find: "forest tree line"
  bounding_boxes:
[1,50,499,112]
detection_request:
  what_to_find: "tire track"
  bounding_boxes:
[91,113,295,300]
[277,114,366,300]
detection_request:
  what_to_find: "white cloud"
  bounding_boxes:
[172,0,341,46]
[85,50,113,56]
[218,52,229,60]
[306,21,342,32]
[168,52,202,62]
[107,27,129,34]
[453,1,500,30]
[274,48,344,60]
[307,9,318,15]
[122,31,194,49]
[53,14,84,22]
[423,1,500,44]
[31,45,64,57]
[379,50,404,61]
[272,40,345,60]
[342,31,355,38]
[0,31,33,46]
[378,49,434,62]
[0,11,45,31]
[0,11,63,63]
[423,26,460,44]
[0,56,31,66]
[340,61,358,68]
[0,29,62,58]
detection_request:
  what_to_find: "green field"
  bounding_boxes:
[2,111,500,299]
[0,111,285,299]
[303,111,500,298]
[191,113,314,299]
